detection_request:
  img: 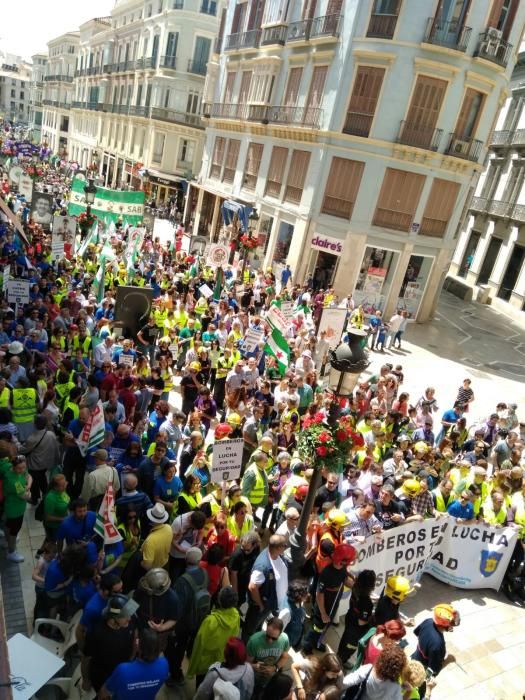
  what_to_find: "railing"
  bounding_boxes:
[420,217,447,237]
[267,104,322,129]
[491,129,510,146]
[71,101,82,108]
[287,19,311,41]
[136,57,156,69]
[225,29,261,50]
[42,99,58,106]
[102,63,113,73]
[511,203,525,223]
[397,120,443,151]
[470,196,487,213]
[44,74,74,82]
[129,105,151,117]
[160,56,177,69]
[310,13,341,38]
[151,107,204,128]
[343,111,373,137]
[261,25,287,45]
[373,208,413,232]
[511,129,525,146]
[187,59,207,75]
[446,133,483,162]
[474,31,513,67]
[366,13,398,39]
[487,200,511,217]
[423,18,472,51]
[86,66,98,76]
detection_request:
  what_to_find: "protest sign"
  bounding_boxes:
[207,244,229,268]
[6,279,30,305]
[199,283,213,299]
[211,438,244,481]
[280,301,294,319]
[243,328,264,353]
[318,308,347,348]
[352,519,517,593]
[266,305,289,335]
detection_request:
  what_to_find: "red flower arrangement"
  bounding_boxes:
[239,233,258,250]
[78,211,97,228]
[25,164,44,180]
[86,162,99,173]
[298,410,364,473]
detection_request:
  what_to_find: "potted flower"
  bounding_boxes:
[298,410,365,474]
[78,211,97,235]
[239,233,258,251]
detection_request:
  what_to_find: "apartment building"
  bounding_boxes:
[449,41,525,320]
[193,0,525,322]
[41,33,80,155]
[29,53,48,141]
[0,51,31,124]
[67,0,222,207]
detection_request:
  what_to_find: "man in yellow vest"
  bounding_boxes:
[12,377,38,442]
[431,479,455,513]
[241,451,270,514]
[483,490,508,526]
[0,377,11,408]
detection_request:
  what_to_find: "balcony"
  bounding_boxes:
[42,99,58,107]
[86,67,98,76]
[129,105,151,117]
[446,134,483,162]
[491,129,510,146]
[423,18,472,52]
[470,196,487,213]
[474,31,513,68]
[310,14,341,39]
[160,56,177,70]
[44,74,74,83]
[287,19,311,42]
[511,203,525,223]
[487,200,511,218]
[267,104,322,129]
[261,24,287,46]
[225,29,261,50]
[511,129,525,146]
[397,120,443,151]
[187,59,207,75]
[136,57,155,70]
[343,111,373,137]
[366,13,398,39]
[151,107,203,129]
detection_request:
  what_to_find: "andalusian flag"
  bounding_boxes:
[67,178,145,225]
[93,258,106,303]
[77,221,98,258]
[264,327,290,375]
[94,481,123,544]
[76,401,105,455]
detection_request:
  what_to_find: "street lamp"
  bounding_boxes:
[84,176,97,218]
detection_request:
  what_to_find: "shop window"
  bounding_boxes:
[458,230,481,278]
[273,221,294,264]
[258,215,273,255]
[354,246,399,316]
[397,255,434,318]
[498,244,525,300]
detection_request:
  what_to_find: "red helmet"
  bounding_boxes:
[295,484,309,500]
[332,543,357,567]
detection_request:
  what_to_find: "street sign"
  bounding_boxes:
[6,279,30,305]
[211,438,244,482]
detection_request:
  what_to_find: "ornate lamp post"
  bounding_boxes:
[239,207,259,282]
[79,177,97,238]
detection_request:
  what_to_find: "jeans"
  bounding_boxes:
[29,470,48,503]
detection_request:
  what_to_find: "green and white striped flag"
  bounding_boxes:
[76,400,105,456]
[264,326,290,375]
[92,258,106,303]
[77,221,98,258]
[68,178,145,225]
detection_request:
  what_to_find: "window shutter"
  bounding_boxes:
[487,0,505,28]
[243,142,264,189]
[322,157,365,219]
[305,66,328,110]
[406,76,447,129]
[455,88,484,139]
[224,72,236,103]
[421,179,460,237]
[210,136,226,178]
[239,71,252,103]
[284,67,303,106]
[284,150,311,203]
[265,146,288,198]
[373,168,426,231]
[223,139,241,182]
[344,66,385,136]
[327,0,343,14]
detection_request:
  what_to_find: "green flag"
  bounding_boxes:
[77,220,98,258]
[93,258,106,303]
[264,326,290,375]
[213,266,224,302]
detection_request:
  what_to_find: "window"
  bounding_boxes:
[192,36,211,74]
[321,157,365,219]
[373,168,426,231]
[224,71,236,103]
[487,0,519,39]
[165,32,178,67]
[367,0,401,39]
[210,136,226,178]
[186,91,200,113]
[223,139,240,182]
[173,0,184,7]
[480,159,504,200]
[458,230,481,277]
[201,0,216,14]
[343,66,385,137]
[304,66,327,123]
[501,161,525,204]
[283,67,302,106]
[136,84,143,105]
[503,95,524,131]
[179,139,195,165]
[153,132,165,163]
[454,88,485,139]
[151,35,160,65]
[401,75,447,149]
[284,150,311,204]
[265,146,288,198]
[243,142,263,190]
[263,0,289,24]
[420,178,460,237]
[238,70,252,105]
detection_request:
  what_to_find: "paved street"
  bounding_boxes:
[2,290,525,699]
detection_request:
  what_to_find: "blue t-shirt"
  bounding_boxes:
[153,475,183,502]
[80,591,106,633]
[447,500,474,520]
[105,657,169,699]
[442,409,459,424]
[56,511,96,544]
[44,559,68,593]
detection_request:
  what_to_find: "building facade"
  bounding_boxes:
[41,32,80,155]
[0,51,31,124]
[192,0,525,322]
[449,43,525,320]
[67,0,223,207]
[29,53,48,141]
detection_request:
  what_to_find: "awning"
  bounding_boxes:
[147,168,184,186]
[221,199,253,233]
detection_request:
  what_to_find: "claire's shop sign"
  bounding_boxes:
[311,233,343,256]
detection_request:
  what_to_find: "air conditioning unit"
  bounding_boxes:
[487,27,503,40]
[453,139,470,155]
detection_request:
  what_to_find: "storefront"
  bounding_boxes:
[396,254,434,318]
[148,172,184,208]
[304,233,343,289]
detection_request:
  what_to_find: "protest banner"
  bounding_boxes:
[243,328,264,353]
[68,178,145,224]
[211,438,244,482]
[352,519,517,593]
[207,243,229,268]
[94,482,123,545]
[6,279,30,305]
[266,305,289,335]
[76,401,105,456]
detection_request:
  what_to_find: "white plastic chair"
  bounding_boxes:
[31,609,82,658]
[36,662,96,700]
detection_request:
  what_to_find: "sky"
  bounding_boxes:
[1,0,115,60]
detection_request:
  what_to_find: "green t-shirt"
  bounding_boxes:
[246,630,290,667]
[0,457,12,479]
[3,471,29,519]
[44,489,71,530]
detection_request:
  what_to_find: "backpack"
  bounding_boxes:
[182,569,211,629]
[212,666,249,700]
[351,627,377,671]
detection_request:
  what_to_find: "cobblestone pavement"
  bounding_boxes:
[3,290,525,699]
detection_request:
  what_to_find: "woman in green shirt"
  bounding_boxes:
[43,473,70,542]
[4,456,32,563]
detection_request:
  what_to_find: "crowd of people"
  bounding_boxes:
[0,151,524,700]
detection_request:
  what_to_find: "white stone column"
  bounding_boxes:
[333,231,367,299]
[383,243,414,320]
